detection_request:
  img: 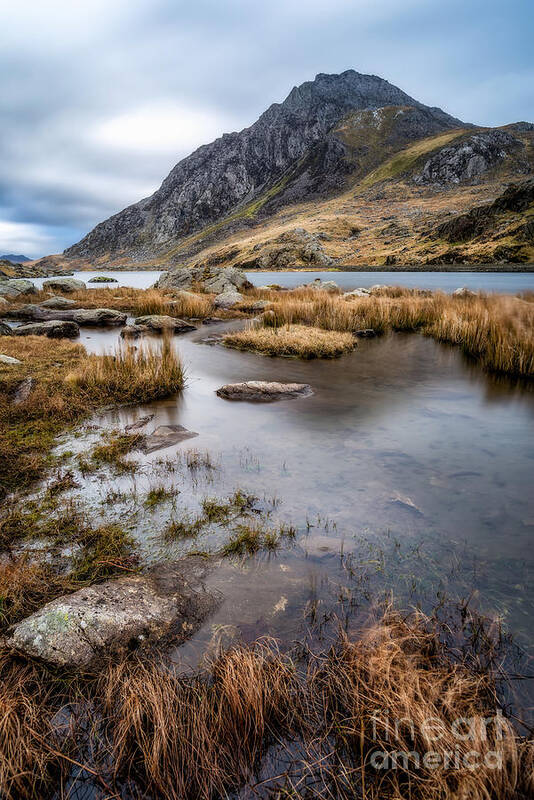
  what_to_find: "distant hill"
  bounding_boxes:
[0,254,31,264]
[37,70,534,269]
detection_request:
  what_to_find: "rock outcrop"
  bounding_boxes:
[6,305,127,326]
[155,265,250,293]
[13,320,80,338]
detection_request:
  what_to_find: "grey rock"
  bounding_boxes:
[353,329,377,338]
[0,279,36,298]
[308,279,339,291]
[453,287,476,297]
[156,265,250,294]
[216,380,313,402]
[343,288,370,298]
[88,275,118,283]
[14,320,80,338]
[0,354,20,364]
[134,314,196,332]
[142,424,199,453]
[42,277,86,293]
[0,321,12,335]
[213,291,243,309]
[0,285,20,299]
[6,305,126,326]
[40,296,77,309]
[120,323,149,338]
[7,558,219,668]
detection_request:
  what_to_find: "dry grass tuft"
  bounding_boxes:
[66,336,185,403]
[0,611,532,799]
[223,322,355,358]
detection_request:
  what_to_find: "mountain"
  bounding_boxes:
[0,254,31,263]
[56,72,534,268]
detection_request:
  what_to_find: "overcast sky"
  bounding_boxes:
[1,0,533,258]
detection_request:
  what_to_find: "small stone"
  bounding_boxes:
[453,287,476,297]
[40,296,76,309]
[0,354,20,364]
[213,291,243,309]
[142,424,199,453]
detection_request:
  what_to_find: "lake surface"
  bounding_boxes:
[30,268,534,293]
[64,319,534,675]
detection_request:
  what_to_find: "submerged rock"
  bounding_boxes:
[142,424,199,453]
[42,277,86,292]
[353,329,376,338]
[120,323,148,338]
[134,314,196,332]
[7,558,219,668]
[14,320,80,338]
[213,291,243,309]
[216,381,313,402]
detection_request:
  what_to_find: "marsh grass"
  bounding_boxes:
[248,288,534,377]
[224,323,356,359]
[66,336,185,403]
[0,610,532,800]
[88,430,143,473]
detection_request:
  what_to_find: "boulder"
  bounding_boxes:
[134,315,196,332]
[0,354,20,364]
[308,279,339,292]
[4,279,36,295]
[216,381,313,402]
[453,287,476,297]
[343,288,370,298]
[13,320,80,338]
[156,265,250,293]
[141,424,198,454]
[88,275,118,283]
[213,291,243,309]
[42,277,86,293]
[0,321,12,336]
[72,308,126,326]
[40,296,76,309]
[7,558,219,668]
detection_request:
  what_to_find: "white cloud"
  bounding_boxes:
[0,219,59,259]
[91,102,239,156]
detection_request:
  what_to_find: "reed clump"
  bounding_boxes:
[223,323,355,358]
[65,337,185,403]
[250,288,534,377]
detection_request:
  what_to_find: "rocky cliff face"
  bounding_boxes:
[65,70,463,261]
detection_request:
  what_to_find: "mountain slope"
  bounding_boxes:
[64,70,464,263]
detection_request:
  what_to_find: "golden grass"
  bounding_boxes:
[248,288,534,377]
[223,322,355,358]
[65,336,185,403]
[0,336,185,497]
[0,610,532,799]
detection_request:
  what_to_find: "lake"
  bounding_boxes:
[30,268,534,293]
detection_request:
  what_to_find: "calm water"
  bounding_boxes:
[66,319,534,668]
[30,268,534,293]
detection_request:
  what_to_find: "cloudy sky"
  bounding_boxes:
[1,0,533,258]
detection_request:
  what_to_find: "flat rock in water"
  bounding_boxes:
[7,558,219,668]
[42,277,86,292]
[14,320,80,338]
[216,381,313,402]
[134,314,196,332]
[142,424,198,453]
[125,414,155,432]
[120,323,148,338]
